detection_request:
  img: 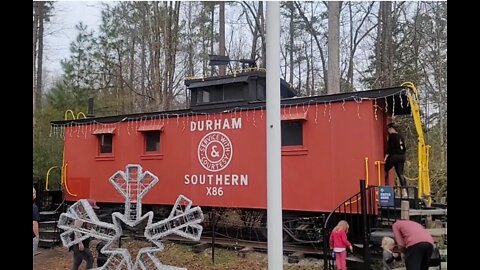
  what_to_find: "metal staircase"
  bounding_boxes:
[321,181,437,270]
[37,190,65,248]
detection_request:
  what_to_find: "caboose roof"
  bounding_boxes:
[51,86,410,125]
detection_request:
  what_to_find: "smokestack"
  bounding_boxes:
[87,98,95,118]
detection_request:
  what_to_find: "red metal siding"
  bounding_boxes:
[63,99,388,213]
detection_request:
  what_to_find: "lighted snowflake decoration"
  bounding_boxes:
[58,164,204,270]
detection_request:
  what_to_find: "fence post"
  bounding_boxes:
[401,200,410,220]
[211,209,216,265]
[360,179,371,270]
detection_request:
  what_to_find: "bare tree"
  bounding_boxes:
[293,1,328,91]
[240,1,266,67]
[375,1,393,87]
[344,2,376,92]
[327,1,341,94]
[34,1,46,112]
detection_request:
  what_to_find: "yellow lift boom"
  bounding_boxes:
[401,82,431,206]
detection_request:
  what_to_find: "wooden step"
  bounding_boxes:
[371,227,446,245]
[409,208,447,216]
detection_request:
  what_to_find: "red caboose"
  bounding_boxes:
[51,70,411,241]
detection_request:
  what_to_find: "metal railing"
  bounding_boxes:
[322,181,420,270]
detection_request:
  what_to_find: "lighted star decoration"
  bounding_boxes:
[58,164,204,270]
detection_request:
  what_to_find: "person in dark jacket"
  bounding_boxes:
[69,220,94,270]
[69,200,100,270]
[96,241,108,267]
[384,123,408,197]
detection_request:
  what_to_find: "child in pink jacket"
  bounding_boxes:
[329,220,353,270]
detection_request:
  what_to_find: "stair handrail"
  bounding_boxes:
[323,186,378,230]
[45,166,60,191]
[322,183,377,269]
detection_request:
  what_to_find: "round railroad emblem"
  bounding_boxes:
[197,131,233,172]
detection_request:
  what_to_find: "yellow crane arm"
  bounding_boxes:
[401,82,431,206]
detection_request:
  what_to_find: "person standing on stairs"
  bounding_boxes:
[384,122,408,197]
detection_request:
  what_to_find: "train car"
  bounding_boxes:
[49,69,413,242]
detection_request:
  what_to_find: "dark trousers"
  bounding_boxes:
[405,242,434,270]
[385,154,407,186]
[97,254,108,267]
[71,249,94,270]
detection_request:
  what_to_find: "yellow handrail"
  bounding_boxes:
[375,161,383,186]
[61,110,85,196]
[401,82,431,206]
[62,162,76,196]
[64,110,76,120]
[364,157,369,187]
[76,112,87,119]
[64,110,86,120]
[45,166,59,191]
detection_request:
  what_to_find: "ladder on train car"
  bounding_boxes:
[402,82,432,206]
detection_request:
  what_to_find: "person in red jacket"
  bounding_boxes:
[329,220,353,270]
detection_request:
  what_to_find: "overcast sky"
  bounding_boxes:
[43,1,103,78]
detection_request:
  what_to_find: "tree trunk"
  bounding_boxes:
[219,1,226,76]
[35,1,45,112]
[374,4,382,88]
[33,3,39,136]
[140,11,147,111]
[327,1,341,94]
[382,1,393,87]
[347,2,354,92]
[129,36,136,113]
[210,4,215,76]
[258,1,265,68]
[288,2,294,85]
[305,43,310,96]
[376,1,393,87]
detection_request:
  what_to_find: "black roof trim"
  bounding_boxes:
[187,76,250,88]
[51,86,409,125]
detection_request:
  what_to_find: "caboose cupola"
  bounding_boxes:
[185,70,297,111]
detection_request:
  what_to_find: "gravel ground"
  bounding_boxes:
[33,239,325,270]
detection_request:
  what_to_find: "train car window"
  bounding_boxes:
[138,125,164,157]
[256,80,266,100]
[281,120,303,146]
[145,131,160,152]
[198,89,210,103]
[195,83,245,105]
[99,134,113,154]
[224,84,244,100]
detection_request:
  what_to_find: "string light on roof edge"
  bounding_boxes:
[51,90,409,136]
[328,102,332,122]
[58,164,204,270]
[392,93,396,118]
